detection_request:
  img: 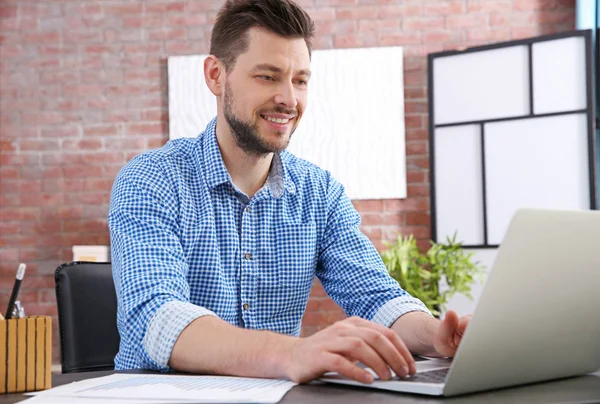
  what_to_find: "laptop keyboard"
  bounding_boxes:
[396,368,449,384]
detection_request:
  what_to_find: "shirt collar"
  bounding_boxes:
[201,117,296,198]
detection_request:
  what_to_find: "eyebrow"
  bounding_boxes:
[251,63,311,78]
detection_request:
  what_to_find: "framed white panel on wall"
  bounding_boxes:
[168,47,407,200]
[432,46,530,125]
[433,125,484,245]
[532,36,587,114]
[429,30,597,248]
[484,114,590,245]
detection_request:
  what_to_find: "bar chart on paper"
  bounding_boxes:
[31,374,297,403]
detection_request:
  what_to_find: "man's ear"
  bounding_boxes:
[204,55,224,96]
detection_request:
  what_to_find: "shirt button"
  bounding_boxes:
[243,303,249,311]
[245,206,251,213]
[244,252,251,260]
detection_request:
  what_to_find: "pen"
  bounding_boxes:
[5,263,26,320]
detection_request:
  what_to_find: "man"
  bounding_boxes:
[108,0,471,384]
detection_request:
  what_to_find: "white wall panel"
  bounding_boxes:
[433,46,530,125]
[484,114,590,245]
[434,125,484,245]
[168,47,407,200]
[532,36,587,114]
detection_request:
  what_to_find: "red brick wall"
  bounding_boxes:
[0,1,575,364]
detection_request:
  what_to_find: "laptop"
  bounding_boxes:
[319,208,600,396]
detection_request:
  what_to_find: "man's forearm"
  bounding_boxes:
[391,311,441,357]
[169,316,297,378]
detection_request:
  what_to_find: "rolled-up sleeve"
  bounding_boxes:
[108,156,217,371]
[316,174,432,328]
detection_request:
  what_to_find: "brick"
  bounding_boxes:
[404,16,445,30]
[22,31,60,43]
[425,1,467,15]
[63,29,103,43]
[166,13,208,26]
[20,139,60,152]
[336,6,378,20]
[306,8,335,21]
[446,14,488,28]
[147,137,167,149]
[188,1,222,12]
[141,109,168,121]
[406,170,428,183]
[467,1,512,12]
[63,165,103,178]
[556,0,575,6]
[407,184,430,197]
[105,28,143,43]
[0,207,38,222]
[405,140,428,154]
[405,212,431,226]
[380,32,421,46]
[404,88,427,100]
[360,213,384,226]
[358,19,401,32]
[405,115,424,129]
[406,155,430,170]
[378,5,422,19]
[468,28,511,42]
[63,139,103,151]
[123,15,162,28]
[148,28,187,41]
[360,225,382,241]
[423,31,453,44]
[104,3,144,15]
[532,10,575,24]
[126,122,164,136]
[146,2,186,13]
[404,72,426,86]
[404,43,444,57]
[382,225,429,242]
[513,0,555,10]
[63,85,104,97]
[352,199,384,212]
[19,193,64,207]
[123,43,163,54]
[0,5,18,19]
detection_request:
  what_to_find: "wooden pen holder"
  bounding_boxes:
[1,316,52,394]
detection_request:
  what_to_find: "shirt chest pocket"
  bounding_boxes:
[258,221,318,293]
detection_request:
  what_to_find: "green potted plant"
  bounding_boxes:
[381,233,485,317]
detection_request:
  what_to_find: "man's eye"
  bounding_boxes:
[259,75,275,81]
[297,80,308,86]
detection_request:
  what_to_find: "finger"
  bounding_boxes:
[457,314,472,336]
[328,336,391,380]
[323,352,374,384]
[453,315,471,348]
[439,310,459,346]
[339,327,411,379]
[346,317,415,376]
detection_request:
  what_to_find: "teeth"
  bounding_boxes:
[263,115,290,124]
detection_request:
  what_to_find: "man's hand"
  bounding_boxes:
[432,310,472,357]
[283,316,417,384]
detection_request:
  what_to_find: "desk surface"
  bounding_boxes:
[2,370,600,404]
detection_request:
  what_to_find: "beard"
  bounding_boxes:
[223,81,297,156]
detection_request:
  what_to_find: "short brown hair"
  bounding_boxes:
[210,0,315,72]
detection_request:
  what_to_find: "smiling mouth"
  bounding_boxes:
[260,114,294,125]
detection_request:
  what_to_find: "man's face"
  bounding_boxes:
[222,27,310,156]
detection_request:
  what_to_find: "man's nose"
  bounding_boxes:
[273,81,298,109]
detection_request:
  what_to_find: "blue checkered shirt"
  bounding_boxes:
[108,117,431,371]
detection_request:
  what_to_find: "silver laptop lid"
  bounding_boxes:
[444,208,600,396]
